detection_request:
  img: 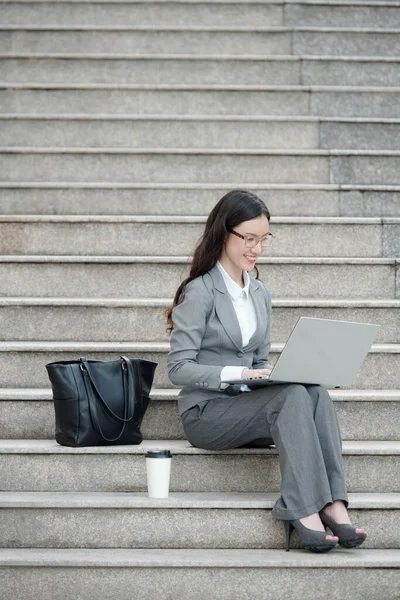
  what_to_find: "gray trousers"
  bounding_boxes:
[181,383,348,520]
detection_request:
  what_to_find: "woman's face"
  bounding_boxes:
[219,214,270,281]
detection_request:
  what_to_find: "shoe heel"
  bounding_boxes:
[284,520,294,552]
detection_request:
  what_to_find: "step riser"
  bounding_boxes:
[4,119,400,151]
[312,92,400,119]
[3,153,400,186]
[0,153,330,183]
[0,58,301,85]
[0,507,396,549]
[11,565,400,600]
[0,452,397,493]
[331,155,400,186]
[320,122,400,151]
[340,190,400,218]
[0,119,319,149]
[0,57,400,86]
[286,5,400,29]
[2,566,398,600]
[2,30,398,58]
[0,262,397,299]
[0,188,342,217]
[3,89,400,120]
[3,3,400,29]
[0,305,398,343]
[302,61,400,88]
[0,188,400,218]
[0,3,283,28]
[0,349,398,388]
[1,399,399,441]
[0,30,292,56]
[0,89,311,117]
[0,221,393,258]
[293,31,400,57]
[3,58,400,87]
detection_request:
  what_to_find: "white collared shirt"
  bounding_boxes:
[217,261,257,385]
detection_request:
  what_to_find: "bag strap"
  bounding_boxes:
[80,357,142,443]
[121,355,145,416]
[80,357,141,422]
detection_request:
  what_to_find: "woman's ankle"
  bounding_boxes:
[322,500,351,524]
[299,512,326,532]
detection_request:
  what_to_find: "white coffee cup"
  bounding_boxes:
[145,450,172,498]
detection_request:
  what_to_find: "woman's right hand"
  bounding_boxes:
[242,368,272,379]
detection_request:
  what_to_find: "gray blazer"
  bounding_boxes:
[168,263,272,415]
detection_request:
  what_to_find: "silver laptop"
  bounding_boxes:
[227,317,380,389]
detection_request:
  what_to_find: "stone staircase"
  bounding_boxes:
[0,0,400,598]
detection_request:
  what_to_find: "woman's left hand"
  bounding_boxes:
[242,368,272,379]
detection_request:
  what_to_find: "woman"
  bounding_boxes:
[167,190,367,552]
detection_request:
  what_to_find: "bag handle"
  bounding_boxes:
[80,357,142,422]
[80,357,142,443]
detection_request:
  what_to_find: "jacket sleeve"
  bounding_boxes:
[167,279,225,390]
[252,284,272,370]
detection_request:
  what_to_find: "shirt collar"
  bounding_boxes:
[217,261,250,300]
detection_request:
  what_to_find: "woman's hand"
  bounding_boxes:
[242,368,272,379]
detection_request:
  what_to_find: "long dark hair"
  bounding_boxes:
[167,189,271,332]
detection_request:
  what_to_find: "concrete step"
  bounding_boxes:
[302,57,400,87]
[2,1,399,29]
[1,388,399,442]
[330,151,400,185]
[1,215,398,257]
[0,183,399,217]
[320,118,400,150]
[0,83,313,116]
[0,26,293,55]
[4,84,400,119]
[310,86,400,119]
[0,341,398,389]
[2,548,399,600]
[0,491,398,549]
[0,2,284,28]
[3,55,400,86]
[1,297,398,343]
[0,54,302,85]
[293,28,400,57]
[0,115,322,149]
[285,2,400,29]
[0,438,399,493]
[4,115,400,150]
[0,148,331,183]
[0,256,397,299]
[339,186,400,217]
[2,27,400,57]
[4,148,400,185]
[0,183,343,216]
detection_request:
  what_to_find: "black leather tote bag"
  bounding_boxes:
[46,356,157,447]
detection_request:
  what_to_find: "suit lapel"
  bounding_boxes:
[209,264,243,351]
[246,278,264,349]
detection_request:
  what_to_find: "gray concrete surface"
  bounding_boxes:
[0,217,389,257]
[0,149,330,183]
[1,391,399,441]
[0,491,398,549]
[0,257,396,298]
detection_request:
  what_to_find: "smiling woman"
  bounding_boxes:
[166,189,367,554]
[167,189,272,331]
[223,217,274,275]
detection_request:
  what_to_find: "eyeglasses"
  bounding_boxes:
[229,229,275,249]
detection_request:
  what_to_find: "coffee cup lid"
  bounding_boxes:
[146,450,172,458]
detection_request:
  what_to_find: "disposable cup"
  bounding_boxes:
[145,449,172,498]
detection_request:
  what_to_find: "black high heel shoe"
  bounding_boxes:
[319,512,367,549]
[284,519,337,553]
